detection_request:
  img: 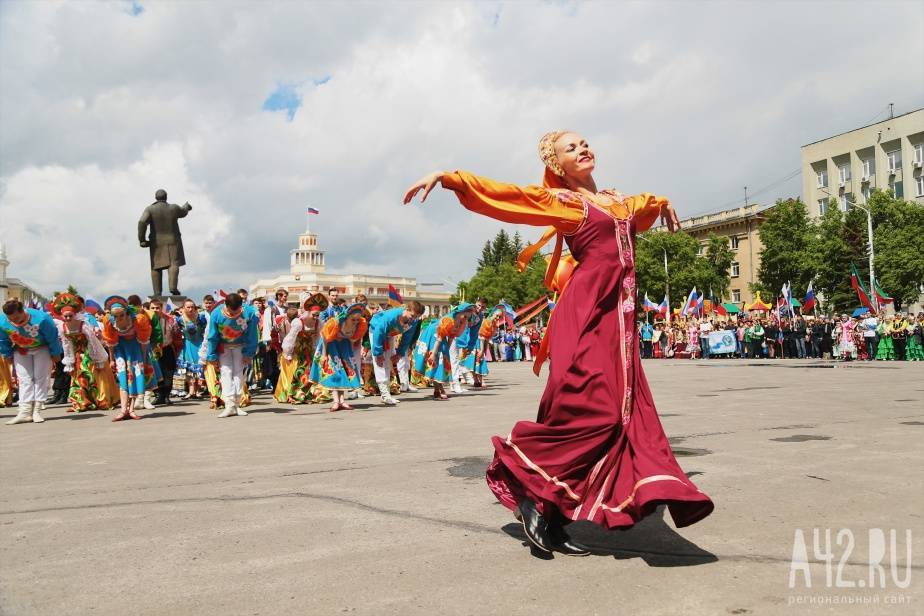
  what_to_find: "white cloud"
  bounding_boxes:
[1,0,922,300]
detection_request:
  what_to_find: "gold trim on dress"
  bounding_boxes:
[505,435,582,502]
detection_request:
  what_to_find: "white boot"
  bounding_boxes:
[399,379,419,393]
[450,381,466,395]
[6,402,33,425]
[218,397,235,418]
[345,390,358,400]
[143,390,156,410]
[235,395,247,416]
[378,381,399,405]
[31,401,45,423]
[464,372,475,386]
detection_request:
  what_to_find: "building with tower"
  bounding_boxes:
[249,224,453,316]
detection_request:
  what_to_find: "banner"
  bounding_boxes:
[708,330,736,355]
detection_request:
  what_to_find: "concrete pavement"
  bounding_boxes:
[1,360,921,615]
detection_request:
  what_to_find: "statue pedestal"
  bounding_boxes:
[152,294,187,310]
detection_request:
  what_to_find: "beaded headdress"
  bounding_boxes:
[538,130,567,177]
[51,291,84,317]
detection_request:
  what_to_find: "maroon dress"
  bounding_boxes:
[480,199,714,529]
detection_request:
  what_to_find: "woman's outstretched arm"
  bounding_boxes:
[403,170,585,232]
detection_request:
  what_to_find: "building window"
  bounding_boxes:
[914,143,923,165]
[729,236,740,250]
[838,194,848,211]
[816,168,828,188]
[697,244,704,256]
[730,262,740,278]
[818,198,828,216]
[887,149,902,173]
[862,158,874,179]
[838,165,850,184]
[893,181,903,199]
[862,184,871,201]
[916,174,924,197]
[732,289,741,303]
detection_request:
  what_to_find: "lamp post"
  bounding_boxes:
[639,235,670,323]
[821,189,877,311]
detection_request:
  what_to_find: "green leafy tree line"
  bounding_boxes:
[634,231,735,308]
[456,229,548,308]
[754,191,924,313]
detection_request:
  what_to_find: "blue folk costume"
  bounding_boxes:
[413,303,474,384]
[458,309,485,372]
[205,304,259,363]
[368,307,419,359]
[0,308,63,360]
[99,296,161,396]
[309,304,367,391]
[176,312,208,378]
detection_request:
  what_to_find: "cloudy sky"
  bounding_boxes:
[1,0,922,301]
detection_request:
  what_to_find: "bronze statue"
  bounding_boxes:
[138,189,192,296]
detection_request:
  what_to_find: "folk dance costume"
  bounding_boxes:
[0,355,12,407]
[261,299,287,390]
[907,319,924,361]
[428,146,713,549]
[52,293,115,412]
[1,307,64,425]
[413,304,475,399]
[276,293,327,404]
[99,296,159,421]
[309,303,367,411]
[205,301,259,418]
[470,308,502,386]
[368,306,421,405]
[453,307,484,391]
[176,311,207,383]
[875,320,894,360]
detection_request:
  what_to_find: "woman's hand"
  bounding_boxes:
[660,202,681,232]
[402,171,444,205]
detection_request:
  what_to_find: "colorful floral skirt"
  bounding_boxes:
[112,338,159,396]
[177,340,204,377]
[309,339,361,391]
[68,351,115,411]
[276,356,325,403]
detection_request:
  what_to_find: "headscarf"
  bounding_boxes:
[538,130,567,181]
[321,303,368,343]
[51,292,84,318]
[301,292,329,313]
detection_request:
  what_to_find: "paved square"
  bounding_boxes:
[1,360,921,615]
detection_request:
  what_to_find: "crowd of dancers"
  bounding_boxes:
[0,289,511,425]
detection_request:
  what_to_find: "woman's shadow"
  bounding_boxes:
[502,504,717,565]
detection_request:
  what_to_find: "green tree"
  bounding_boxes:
[867,190,924,310]
[636,231,733,309]
[754,198,815,298]
[811,202,865,313]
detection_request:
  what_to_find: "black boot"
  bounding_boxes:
[548,520,591,557]
[516,498,552,553]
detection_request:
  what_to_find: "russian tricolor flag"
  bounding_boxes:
[681,287,697,316]
[802,282,816,312]
[657,295,669,316]
[307,207,320,215]
[642,293,659,312]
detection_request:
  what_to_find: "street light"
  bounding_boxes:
[820,188,877,311]
[638,235,670,323]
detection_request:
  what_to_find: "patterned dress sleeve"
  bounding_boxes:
[84,321,109,367]
[58,321,76,372]
[610,193,669,233]
[281,318,302,359]
[440,171,585,233]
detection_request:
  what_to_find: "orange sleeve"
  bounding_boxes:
[610,193,668,233]
[440,171,585,233]
[321,318,340,343]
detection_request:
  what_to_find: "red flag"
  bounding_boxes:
[850,264,875,310]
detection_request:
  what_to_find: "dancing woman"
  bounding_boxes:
[100,296,156,421]
[277,293,327,404]
[52,292,113,411]
[309,303,367,411]
[413,303,475,400]
[404,131,713,554]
